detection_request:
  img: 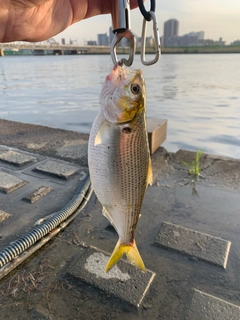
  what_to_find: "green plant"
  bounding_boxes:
[182,150,203,177]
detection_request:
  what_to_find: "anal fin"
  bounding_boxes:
[102,206,118,233]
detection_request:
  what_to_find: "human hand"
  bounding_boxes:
[0,0,139,42]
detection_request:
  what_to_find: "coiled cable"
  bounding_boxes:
[0,175,91,273]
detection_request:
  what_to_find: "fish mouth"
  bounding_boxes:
[100,65,143,124]
[105,63,131,85]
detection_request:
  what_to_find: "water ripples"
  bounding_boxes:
[0,54,239,158]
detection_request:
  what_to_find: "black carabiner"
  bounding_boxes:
[138,0,156,21]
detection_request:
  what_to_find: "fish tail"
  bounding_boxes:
[105,239,146,273]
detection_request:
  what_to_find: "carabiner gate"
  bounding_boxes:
[141,11,161,66]
[110,30,136,67]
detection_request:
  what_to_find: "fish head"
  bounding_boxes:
[100,64,146,124]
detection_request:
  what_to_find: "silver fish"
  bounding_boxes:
[88,64,152,272]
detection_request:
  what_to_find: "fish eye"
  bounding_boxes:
[131,83,140,95]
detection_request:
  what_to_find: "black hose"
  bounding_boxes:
[0,175,91,269]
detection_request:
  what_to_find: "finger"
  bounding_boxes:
[78,0,140,21]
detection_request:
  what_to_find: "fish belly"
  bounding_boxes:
[88,110,149,243]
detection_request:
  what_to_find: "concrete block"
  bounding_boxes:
[186,289,240,320]
[147,118,167,154]
[0,210,10,223]
[57,140,88,160]
[0,150,36,166]
[0,171,28,193]
[154,222,231,268]
[35,160,79,179]
[22,186,53,203]
[66,246,155,307]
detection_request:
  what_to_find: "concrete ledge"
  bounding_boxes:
[56,140,88,160]
[0,149,36,166]
[66,246,155,307]
[0,171,28,193]
[35,160,79,179]
[0,210,10,223]
[22,186,53,203]
[186,289,240,320]
[147,118,167,154]
[154,222,231,268]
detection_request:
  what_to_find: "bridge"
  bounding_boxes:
[0,38,158,56]
[0,37,145,56]
[0,38,112,56]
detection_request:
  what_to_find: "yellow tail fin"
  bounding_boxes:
[105,239,146,273]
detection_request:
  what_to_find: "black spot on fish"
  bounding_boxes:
[122,127,132,134]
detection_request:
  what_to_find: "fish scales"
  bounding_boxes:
[88,64,152,272]
[89,112,148,237]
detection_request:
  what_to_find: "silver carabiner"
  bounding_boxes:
[141,11,161,66]
[110,29,136,67]
[111,0,136,66]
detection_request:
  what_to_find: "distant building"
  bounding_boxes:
[87,40,97,46]
[178,31,205,46]
[163,19,179,46]
[195,31,204,40]
[69,39,78,45]
[163,30,205,47]
[198,39,214,46]
[215,37,225,46]
[146,36,155,47]
[136,36,155,48]
[231,39,240,46]
[97,33,109,46]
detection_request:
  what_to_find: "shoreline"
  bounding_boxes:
[1,46,240,56]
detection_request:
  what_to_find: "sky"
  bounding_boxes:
[54,0,240,45]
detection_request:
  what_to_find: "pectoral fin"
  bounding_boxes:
[94,133,102,146]
[94,122,109,146]
[147,156,153,186]
[94,123,103,146]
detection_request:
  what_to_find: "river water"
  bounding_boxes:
[0,54,239,158]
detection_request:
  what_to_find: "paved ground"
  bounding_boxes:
[0,119,240,320]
